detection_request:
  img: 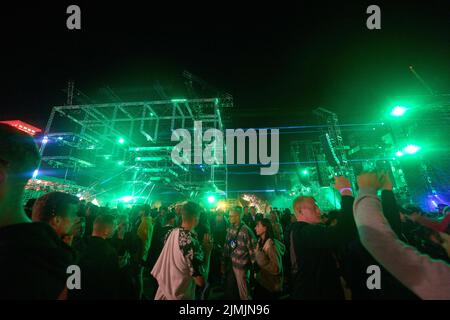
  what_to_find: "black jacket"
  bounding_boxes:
[70,236,120,299]
[289,196,356,299]
[0,222,76,299]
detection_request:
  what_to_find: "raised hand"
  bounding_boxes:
[357,172,381,190]
[334,176,352,196]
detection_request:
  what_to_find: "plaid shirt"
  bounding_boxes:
[223,222,256,270]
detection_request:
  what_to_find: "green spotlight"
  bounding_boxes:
[118,161,124,165]
[118,137,125,144]
[391,106,408,117]
[395,150,404,157]
[207,195,216,204]
[301,169,309,175]
[403,144,421,154]
[120,196,133,203]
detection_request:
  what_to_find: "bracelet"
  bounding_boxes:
[339,188,352,193]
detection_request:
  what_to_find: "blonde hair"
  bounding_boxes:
[293,196,315,214]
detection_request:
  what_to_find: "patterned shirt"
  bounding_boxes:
[165,228,204,277]
[223,222,257,270]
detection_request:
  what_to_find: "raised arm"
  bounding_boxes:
[353,173,450,300]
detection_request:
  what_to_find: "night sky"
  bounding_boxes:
[2,1,449,195]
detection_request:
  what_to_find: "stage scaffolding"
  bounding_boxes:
[37,96,233,203]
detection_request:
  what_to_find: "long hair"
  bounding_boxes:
[257,218,274,248]
[270,210,280,223]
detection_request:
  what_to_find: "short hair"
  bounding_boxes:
[0,124,40,185]
[230,206,243,218]
[94,214,116,227]
[181,201,201,221]
[293,196,315,214]
[165,211,177,223]
[32,192,79,222]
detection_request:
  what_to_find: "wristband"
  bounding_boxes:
[339,187,352,194]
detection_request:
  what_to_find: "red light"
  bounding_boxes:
[0,120,42,136]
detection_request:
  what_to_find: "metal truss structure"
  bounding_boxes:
[313,107,356,184]
[37,96,233,203]
[387,94,450,207]
[290,140,331,188]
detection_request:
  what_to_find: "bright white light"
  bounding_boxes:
[207,195,216,204]
[391,106,408,117]
[32,169,39,178]
[404,145,421,154]
[91,198,100,206]
[395,150,404,157]
[120,196,133,203]
[42,136,49,144]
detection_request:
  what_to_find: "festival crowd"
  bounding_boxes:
[1,124,450,300]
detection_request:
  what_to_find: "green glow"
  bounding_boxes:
[135,156,165,161]
[207,195,216,204]
[120,196,133,203]
[403,144,421,154]
[118,161,124,165]
[168,169,179,177]
[395,150,404,157]
[391,106,408,117]
[171,99,187,103]
[118,137,125,144]
[301,169,309,175]
[130,146,172,152]
[140,168,164,173]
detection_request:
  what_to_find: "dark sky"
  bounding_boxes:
[2,1,449,194]
[3,1,449,126]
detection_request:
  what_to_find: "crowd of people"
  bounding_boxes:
[1,123,450,300]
